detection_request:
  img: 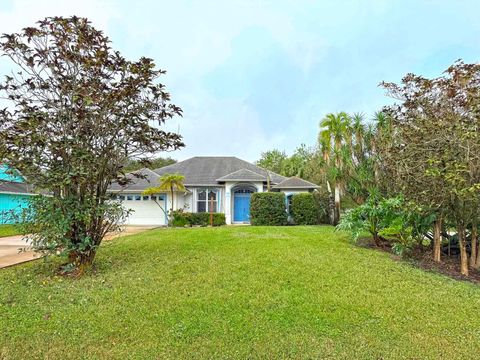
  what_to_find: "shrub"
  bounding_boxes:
[313,189,331,224]
[291,193,318,225]
[336,196,435,256]
[250,192,287,226]
[171,211,189,227]
[171,210,225,227]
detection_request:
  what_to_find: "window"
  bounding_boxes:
[126,195,133,201]
[119,195,125,201]
[150,195,165,202]
[287,194,293,214]
[143,195,149,201]
[234,188,254,194]
[197,188,218,213]
[135,195,142,201]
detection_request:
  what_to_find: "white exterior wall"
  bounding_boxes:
[116,186,312,226]
[224,181,263,225]
[119,192,168,226]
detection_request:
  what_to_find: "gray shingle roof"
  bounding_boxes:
[272,176,320,189]
[0,180,36,195]
[153,157,286,186]
[216,168,267,182]
[109,168,160,192]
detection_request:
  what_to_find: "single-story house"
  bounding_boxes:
[0,165,36,224]
[108,156,319,225]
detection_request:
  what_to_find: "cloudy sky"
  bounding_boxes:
[1,0,479,161]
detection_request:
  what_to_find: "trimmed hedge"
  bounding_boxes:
[250,192,287,226]
[172,211,225,227]
[313,190,331,224]
[291,193,318,225]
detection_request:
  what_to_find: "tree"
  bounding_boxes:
[256,149,287,175]
[380,61,480,275]
[282,144,313,178]
[319,112,351,225]
[0,17,184,273]
[143,173,186,225]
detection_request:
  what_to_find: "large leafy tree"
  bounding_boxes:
[380,62,480,275]
[0,17,184,272]
[256,149,287,175]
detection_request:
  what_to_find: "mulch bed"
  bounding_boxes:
[358,237,480,284]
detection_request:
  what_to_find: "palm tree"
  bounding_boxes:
[143,173,186,225]
[319,112,351,225]
[351,112,365,160]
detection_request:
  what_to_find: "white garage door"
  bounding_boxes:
[118,194,167,226]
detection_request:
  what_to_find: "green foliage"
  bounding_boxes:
[291,193,318,225]
[337,196,434,256]
[256,145,314,179]
[171,210,225,227]
[0,17,184,272]
[17,195,128,263]
[312,190,331,224]
[250,192,287,226]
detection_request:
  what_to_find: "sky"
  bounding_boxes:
[1,0,480,162]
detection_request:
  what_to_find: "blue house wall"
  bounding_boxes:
[0,165,32,224]
[0,165,24,182]
[0,194,30,224]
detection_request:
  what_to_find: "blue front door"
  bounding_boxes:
[234,193,251,222]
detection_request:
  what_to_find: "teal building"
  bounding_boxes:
[0,166,35,224]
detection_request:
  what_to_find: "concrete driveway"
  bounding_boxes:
[0,235,39,269]
[0,226,157,269]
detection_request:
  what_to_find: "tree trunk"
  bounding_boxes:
[333,184,340,225]
[472,224,479,269]
[68,250,97,274]
[326,180,335,225]
[458,223,469,276]
[433,218,442,262]
[373,232,381,247]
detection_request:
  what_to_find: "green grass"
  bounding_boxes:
[0,224,21,237]
[1,226,480,359]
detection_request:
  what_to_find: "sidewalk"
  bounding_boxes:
[0,235,39,269]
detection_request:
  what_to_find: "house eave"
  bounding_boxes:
[0,191,36,196]
[272,186,320,190]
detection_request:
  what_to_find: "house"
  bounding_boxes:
[108,156,319,225]
[0,165,36,224]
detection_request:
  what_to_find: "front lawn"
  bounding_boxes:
[0,224,21,238]
[1,226,480,359]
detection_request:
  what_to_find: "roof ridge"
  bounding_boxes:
[142,167,160,177]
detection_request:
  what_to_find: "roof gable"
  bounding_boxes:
[109,168,160,192]
[0,180,35,195]
[216,168,267,182]
[272,176,320,189]
[153,156,286,186]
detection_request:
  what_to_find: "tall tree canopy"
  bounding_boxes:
[380,61,480,275]
[0,16,184,272]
